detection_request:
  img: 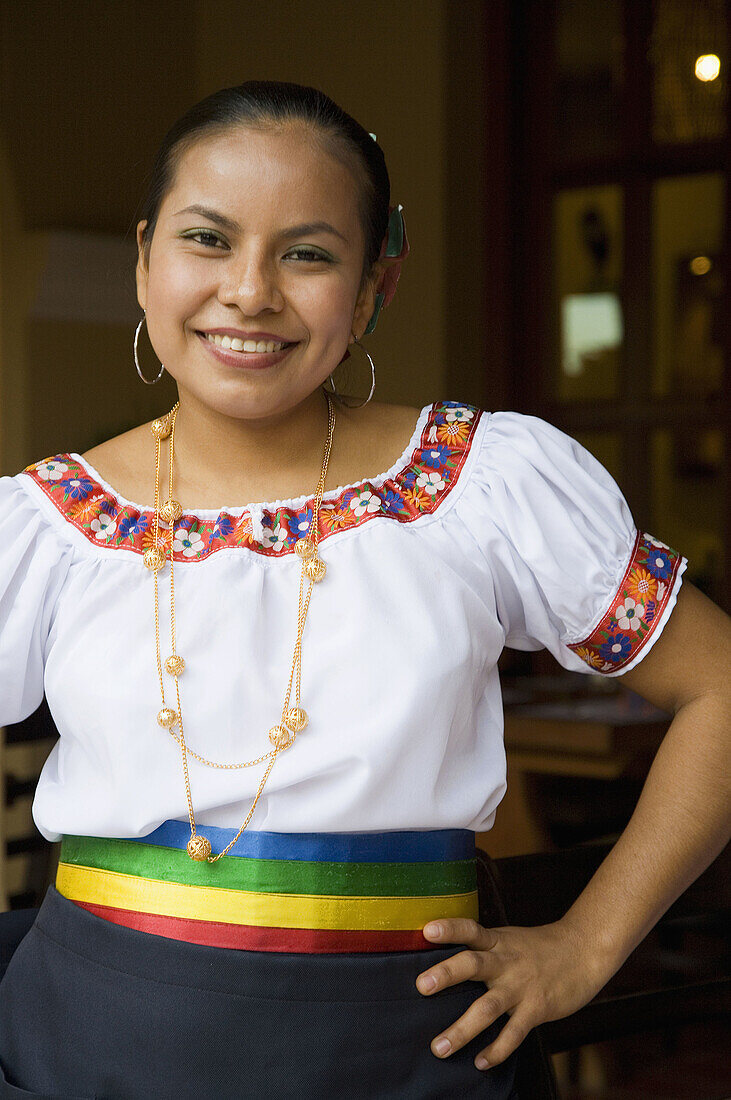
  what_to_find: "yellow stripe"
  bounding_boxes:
[56,862,478,931]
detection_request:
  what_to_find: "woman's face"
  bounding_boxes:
[135,123,380,421]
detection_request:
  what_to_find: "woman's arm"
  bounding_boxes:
[416,580,731,1071]
[558,580,730,974]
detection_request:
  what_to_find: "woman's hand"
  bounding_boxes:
[414,587,731,1072]
[415,915,610,1070]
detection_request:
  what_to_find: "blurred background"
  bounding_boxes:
[0,1,729,1096]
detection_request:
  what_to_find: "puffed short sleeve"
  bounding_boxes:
[0,473,74,724]
[455,411,687,676]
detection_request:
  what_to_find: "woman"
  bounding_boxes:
[0,80,728,1099]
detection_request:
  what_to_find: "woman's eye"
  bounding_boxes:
[182,230,226,248]
[287,247,332,263]
[179,234,331,262]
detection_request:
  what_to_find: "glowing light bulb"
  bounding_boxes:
[690,256,712,276]
[695,54,721,82]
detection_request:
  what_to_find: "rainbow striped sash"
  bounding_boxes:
[56,821,479,952]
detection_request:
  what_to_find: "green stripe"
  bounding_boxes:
[59,836,477,897]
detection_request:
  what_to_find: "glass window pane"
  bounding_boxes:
[555,0,624,163]
[651,0,727,144]
[652,174,724,398]
[554,186,623,401]
[652,427,724,604]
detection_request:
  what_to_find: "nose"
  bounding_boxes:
[216,247,285,314]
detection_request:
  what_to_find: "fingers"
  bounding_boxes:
[427,986,521,1065]
[416,919,500,995]
[422,917,499,950]
[416,945,500,995]
[474,1007,534,1070]
[416,918,533,1069]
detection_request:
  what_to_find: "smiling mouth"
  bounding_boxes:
[197,332,297,354]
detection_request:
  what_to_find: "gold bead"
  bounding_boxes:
[160,498,183,523]
[165,655,185,676]
[304,556,326,582]
[150,417,172,439]
[157,707,178,728]
[268,724,293,749]
[284,707,308,732]
[144,546,167,572]
[295,537,317,560]
[187,834,212,861]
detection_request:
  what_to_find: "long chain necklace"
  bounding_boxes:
[143,389,337,863]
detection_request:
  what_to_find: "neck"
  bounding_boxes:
[168,386,336,488]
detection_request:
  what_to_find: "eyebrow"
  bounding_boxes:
[172,204,348,244]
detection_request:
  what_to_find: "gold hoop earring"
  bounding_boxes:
[134,312,165,385]
[323,335,376,408]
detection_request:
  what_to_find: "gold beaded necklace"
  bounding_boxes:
[143,388,336,862]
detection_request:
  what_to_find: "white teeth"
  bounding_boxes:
[205,333,288,354]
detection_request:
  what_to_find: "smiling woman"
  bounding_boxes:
[136,126,373,426]
[0,79,729,1100]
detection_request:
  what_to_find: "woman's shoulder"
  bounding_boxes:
[346,398,428,462]
[8,422,157,552]
[78,420,155,504]
[80,423,149,468]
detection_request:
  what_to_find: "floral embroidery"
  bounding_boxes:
[567,531,683,673]
[58,475,95,500]
[572,646,604,670]
[624,566,656,604]
[416,470,446,495]
[212,513,235,541]
[90,512,117,541]
[141,526,171,555]
[173,523,206,558]
[118,513,148,541]
[35,459,68,482]
[291,507,313,540]
[614,598,644,632]
[261,520,289,552]
[349,490,382,516]
[22,402,482,561]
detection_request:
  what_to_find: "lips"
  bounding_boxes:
[195,330,298,369]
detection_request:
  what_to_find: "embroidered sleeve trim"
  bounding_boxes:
[567,531,684,674]
[20,402,482,561]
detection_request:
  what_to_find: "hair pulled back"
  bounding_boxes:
[137,80,391,289]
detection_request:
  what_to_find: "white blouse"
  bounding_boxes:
[0,401,687,843]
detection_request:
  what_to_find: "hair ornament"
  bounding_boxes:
[368,132,378,141]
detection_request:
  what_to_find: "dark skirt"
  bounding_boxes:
[0,884,518,1099]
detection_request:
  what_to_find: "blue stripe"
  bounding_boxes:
[128,820,476,862]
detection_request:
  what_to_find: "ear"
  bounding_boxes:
[135,220,149,312]
[350,261,385,342]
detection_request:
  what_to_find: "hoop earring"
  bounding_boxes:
[323,335,376,408]
[134,312,165,385]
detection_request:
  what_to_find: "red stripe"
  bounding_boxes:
[72,900,433,953]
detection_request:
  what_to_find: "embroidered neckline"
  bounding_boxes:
[22,401,482,560]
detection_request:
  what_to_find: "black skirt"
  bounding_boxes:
[0,884,518,1099]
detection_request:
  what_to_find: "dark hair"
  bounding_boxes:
[137,80,391,289]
